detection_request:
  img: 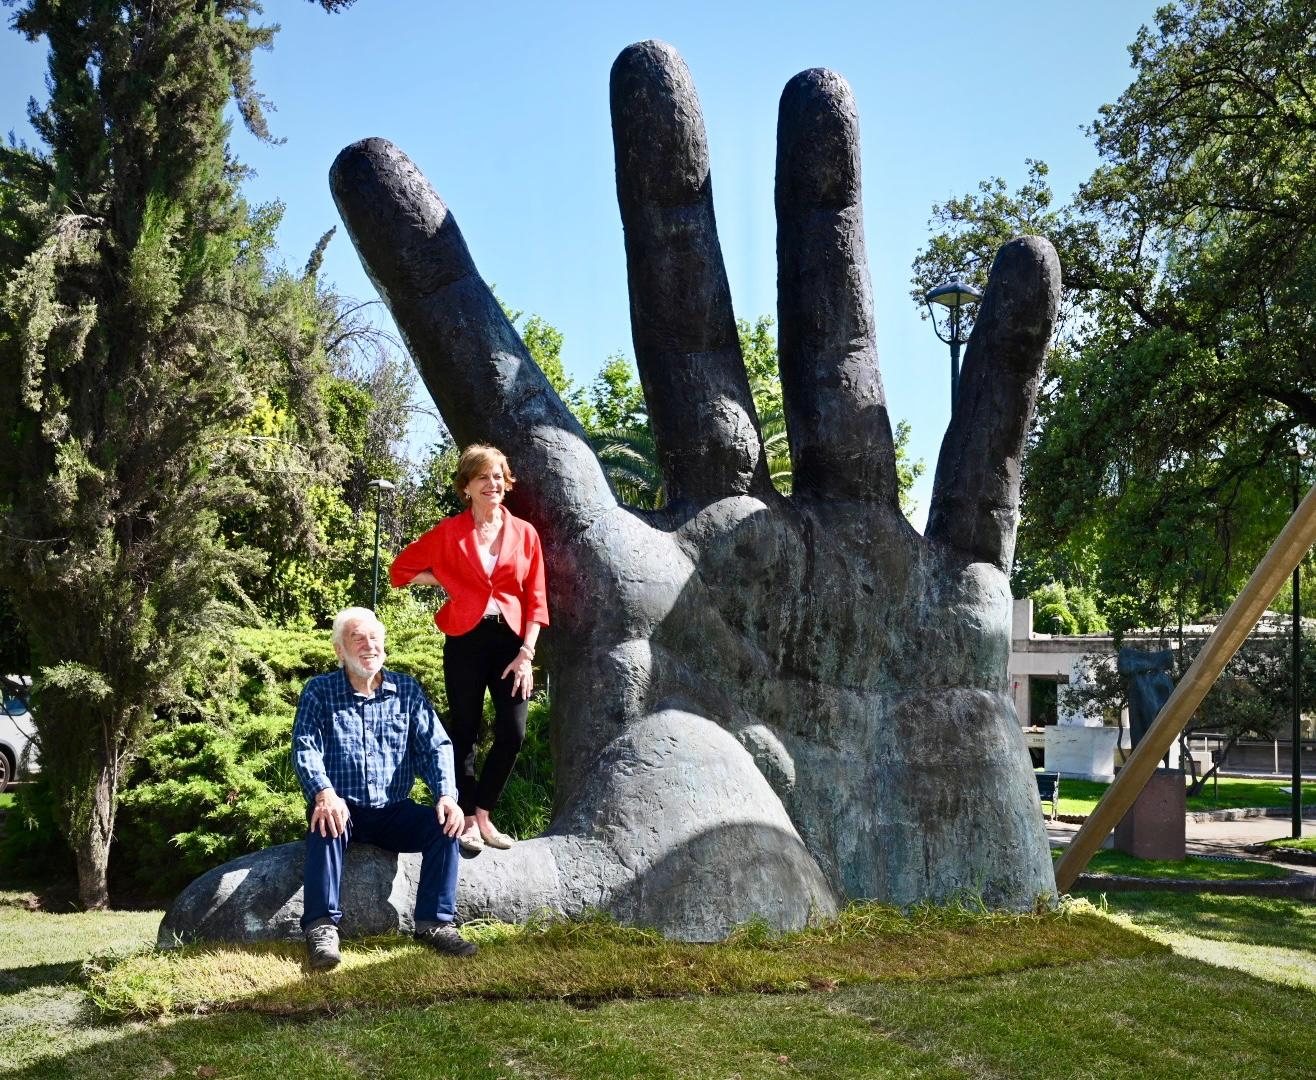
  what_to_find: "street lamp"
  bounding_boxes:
[1292,437,1307,839]
[924,279,983,414]
[367,478,396,612]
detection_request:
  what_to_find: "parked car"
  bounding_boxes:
[0,675,38,792]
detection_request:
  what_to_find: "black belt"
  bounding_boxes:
[481,612,506,625]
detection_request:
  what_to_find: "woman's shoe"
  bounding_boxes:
[458,827,485,854]
[478,823,515,849]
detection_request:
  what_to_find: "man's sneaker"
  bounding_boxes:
[414,921,478,958]
[305,917,341,970]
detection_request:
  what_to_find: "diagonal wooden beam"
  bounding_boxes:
[1055,480,1316,893]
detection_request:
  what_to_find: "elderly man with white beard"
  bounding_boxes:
[292,606,474,969]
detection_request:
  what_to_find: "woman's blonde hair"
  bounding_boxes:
[453,444,516,503]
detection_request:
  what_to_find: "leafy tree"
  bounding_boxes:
[892,420,926,519]
[394,437,463,555]
[913,0,1316,632]
[1030,580,1108,636]
[0,0,347,907]
[589,423,664,508]
[589,353,647,431]
[213,243,412,627]
[739,314,783,420]
[581,354,664,507]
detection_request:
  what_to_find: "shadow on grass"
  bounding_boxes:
[1092,891,1316,953]
[0,961,85,996]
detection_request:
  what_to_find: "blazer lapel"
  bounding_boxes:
[457,510,487,579]
[491,509,520,577]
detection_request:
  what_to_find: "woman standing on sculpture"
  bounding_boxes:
[390,444,549,853]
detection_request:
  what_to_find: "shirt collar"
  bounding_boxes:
[335,666,398,699]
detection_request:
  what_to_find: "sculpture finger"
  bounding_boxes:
[329,138,616,536]
[610,41,771,504]
[776,69,896,505]
[924,236,1061,568]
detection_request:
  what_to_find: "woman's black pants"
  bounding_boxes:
[443,614,527,815]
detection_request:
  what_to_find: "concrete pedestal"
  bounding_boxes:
[1044,725,1119,781]
[1113,768,1186,861]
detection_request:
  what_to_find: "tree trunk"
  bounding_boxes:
[72,763,115,910]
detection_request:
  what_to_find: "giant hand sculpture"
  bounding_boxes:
[330,41,1060,940]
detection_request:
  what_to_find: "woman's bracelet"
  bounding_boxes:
[518,643,535,659]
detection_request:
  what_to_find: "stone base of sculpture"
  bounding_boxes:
[1113,768,1187,861]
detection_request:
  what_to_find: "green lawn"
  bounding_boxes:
[1052,775,1315,818]
[1084,890,1316,994]
[1268,836,1316,853]
[1063,848,1290,881]
[2,888,1313,1079]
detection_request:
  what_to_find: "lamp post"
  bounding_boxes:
[924,279,983,414]
[1293,438,1306,839]
[367,478,395,612]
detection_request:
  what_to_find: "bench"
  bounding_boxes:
[1035,772,1061,821]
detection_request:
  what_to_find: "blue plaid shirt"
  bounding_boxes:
[292,667,456,807]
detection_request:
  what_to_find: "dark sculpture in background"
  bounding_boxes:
[1118,646,1177,754]
[160,40,1061,945]
[1113,645,1186,859]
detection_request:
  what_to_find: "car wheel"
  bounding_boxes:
[0,750,10,794]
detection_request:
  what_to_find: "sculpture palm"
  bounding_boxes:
[330,41,1060,940]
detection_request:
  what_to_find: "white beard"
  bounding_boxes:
[344,654,385,683]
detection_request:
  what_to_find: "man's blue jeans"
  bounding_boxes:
[301,799,460,930]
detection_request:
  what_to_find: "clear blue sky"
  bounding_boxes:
[1,1,1161,526]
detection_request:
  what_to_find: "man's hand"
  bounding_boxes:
[329,40,1061,936]
[310,788,350,839]
[436,795,464,838]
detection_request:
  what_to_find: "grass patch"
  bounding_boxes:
[1186,777,1315,813]
[837,954,1312,1079]
[1051,777,1108,817]
[84,903,1161,1020]
[0,891,163,1074]
[1091,890,1316,992]
[1053,776,1315,817]
[1268,835,1316,853]
[3,890,1314,1078]
[0,791,14,810]
[1056,848,1290,881]
[17,949,1316,1080]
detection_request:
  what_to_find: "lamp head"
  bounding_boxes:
[924,278,984,346]
[924,280,983,310]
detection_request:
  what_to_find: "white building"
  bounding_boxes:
[1008,597,1315,780]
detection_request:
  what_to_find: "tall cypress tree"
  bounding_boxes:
[0,0,350,907]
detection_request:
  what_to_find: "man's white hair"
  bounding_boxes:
[331,607,386,666]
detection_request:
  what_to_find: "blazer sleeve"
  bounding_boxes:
[390,526,438,588]
[523,524,550,627]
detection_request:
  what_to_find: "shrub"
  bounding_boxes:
[0,771,73,883]
[109,626,339,898]
[113,711,307,897]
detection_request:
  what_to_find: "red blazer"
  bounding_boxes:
[389,508,550,638]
